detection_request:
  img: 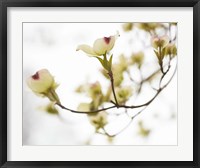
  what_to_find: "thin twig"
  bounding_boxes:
[56,103,116,114]
[108,70,119,107]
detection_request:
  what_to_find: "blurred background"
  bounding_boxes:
[23,22,177,145]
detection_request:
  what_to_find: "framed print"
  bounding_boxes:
[0,0,199,167]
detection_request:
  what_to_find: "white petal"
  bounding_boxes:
[93,38,108,55]
[76,44,98,56]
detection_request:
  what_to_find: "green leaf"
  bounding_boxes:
[108,54,113,70]
[45,102,59,115]
[96,57,107,69]
[103,54,109,70]
[45,88,61,104]
[96,54,112,71]
[161,47,166,60]
[153,50,159,59]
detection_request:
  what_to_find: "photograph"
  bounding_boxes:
[23,22,177,146]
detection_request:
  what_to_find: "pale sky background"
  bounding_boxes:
[23,23,177,145]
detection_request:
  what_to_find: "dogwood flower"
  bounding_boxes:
[151,35,169,49]
[165,43,177,57]
[77,103,91,111]
[27,69,55,93]
[131,51,144,67]
[39,102,59,115]
[122,23,133,32]
[112,86,133,105]
[27,69,60,103]
[88,111,108,130]
[76,31,120,56]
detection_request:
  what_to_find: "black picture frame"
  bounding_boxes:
[0,0,199,167]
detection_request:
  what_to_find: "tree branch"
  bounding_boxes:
[97,61,177,138]
[55,59,177,115]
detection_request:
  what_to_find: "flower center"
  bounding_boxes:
[32,72,39,80]
[104,37,111,44]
